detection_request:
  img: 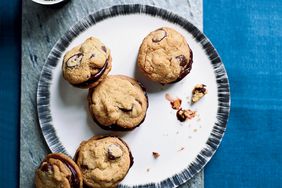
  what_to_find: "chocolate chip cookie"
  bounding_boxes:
[138,27,193,84]
[88,75,148,131]
[75,136,133,188]
[62,37,112,88]
[35,153,83,188]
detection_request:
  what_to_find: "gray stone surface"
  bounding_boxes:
[20,0,203,187]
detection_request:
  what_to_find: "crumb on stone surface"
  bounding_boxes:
[152,152,160,159]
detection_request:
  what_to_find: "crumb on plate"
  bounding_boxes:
[152,152,160,159]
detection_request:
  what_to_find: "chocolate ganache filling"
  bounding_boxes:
[73,58,109,87]
[41,156,80,188]
[170,48,193,84]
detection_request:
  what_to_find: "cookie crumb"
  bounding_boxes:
[146,168,150,172]
[165,93,174,102]
[170,98,182,110]
[176,108,196,122]
[152,152,160,159]
[193,129,197,132]
[191,84,207,104]
[178,147,185,152]
[165,94,182,110]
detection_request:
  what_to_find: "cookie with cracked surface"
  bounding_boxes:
[75,136,133,188]
[62,37,112,88]
[88,75,148,131]
[138,27,193,84]
[35,153,83,188]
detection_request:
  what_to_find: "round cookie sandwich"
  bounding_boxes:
[74,136,134,188]
[88,75,148,131]
[35,153,83,188]
[137,27,193,84]
[62,37,112,88]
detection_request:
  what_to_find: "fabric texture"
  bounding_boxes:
[204,0,282,187]
[0,1,21,188]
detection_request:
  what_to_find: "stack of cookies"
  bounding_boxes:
[36,27,193,188]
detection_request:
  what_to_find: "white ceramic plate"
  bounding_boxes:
[37,4,230,188]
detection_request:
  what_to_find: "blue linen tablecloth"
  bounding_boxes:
[204,0,282,187]
[0,0,281,187]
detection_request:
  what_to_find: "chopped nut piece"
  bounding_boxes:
[176,108,196,122]
[191,84,207,104]
[108,144,123,160]
[165,93,182,110]
[152,152,160,159]
[170,98,182,110]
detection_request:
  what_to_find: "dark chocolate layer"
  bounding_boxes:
[169,48,193,84]
[42,155,80,188]
[72,58,109,88]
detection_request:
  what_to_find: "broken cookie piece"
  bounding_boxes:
[165,93,182,110]
[176,108,196,122]
[171,98,182,110]
[191,84,207,104]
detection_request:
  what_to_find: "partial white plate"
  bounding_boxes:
[37,4,230,188]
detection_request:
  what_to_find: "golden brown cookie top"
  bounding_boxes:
[138,27,193,84]
[62,37,112,87]
[75,136,133,188]
[88,75,148,130]
[35,153,83,188]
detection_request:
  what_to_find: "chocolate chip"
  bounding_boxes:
[108,144,123,160]
[175,55,188,67]
[152,29,167,42]
[101,46,107,53]
[40,163,53,172]
[152,152,160,158]
[119,107,132,112]
[176,109,187,122]
[72,58,109,88]
[90,53,95,59]
[66,53,83,68]
[193,84,207,94]
[176,108,196,121]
